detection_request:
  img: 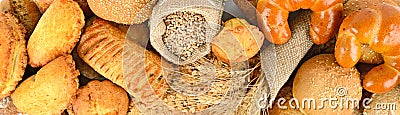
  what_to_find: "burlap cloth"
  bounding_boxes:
[149,0,223,65]
[233,0,315,109]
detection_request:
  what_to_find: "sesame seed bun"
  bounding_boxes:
[293,54,363,114]
[87,0,156,24]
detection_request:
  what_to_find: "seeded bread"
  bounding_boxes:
[11,55,80,114]
[0,12,27,99]
[87,0,156,24]
[293,54,362,114]
[33,0,93,18]
[72,80,129,115]
[27,0,84,67]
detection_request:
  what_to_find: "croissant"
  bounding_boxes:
[256,0,344,44]
[334,3,400,94]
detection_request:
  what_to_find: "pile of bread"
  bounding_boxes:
[1,0,400,114]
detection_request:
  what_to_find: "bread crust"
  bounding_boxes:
[0,12,27,99]
[293,54,362,114]
[87,0,155,24]
[72,80,129,115]
[27,0,84,67]
[11,55,79,114]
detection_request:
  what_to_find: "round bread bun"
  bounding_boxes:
[343,0,399,17]
[87,0,156,24]
[364,85,400,114]
[293,54,363,115]
[72,80,129,115]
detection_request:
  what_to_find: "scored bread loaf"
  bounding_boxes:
[77,18,125,87]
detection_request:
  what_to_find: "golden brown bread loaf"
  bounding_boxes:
[293,54,362,114]
[0,12,27,99]
[87,0,156,24]
[11,55,80,114]
[77,18,125,87]
[27,0,84,67]
[72,80,129,115]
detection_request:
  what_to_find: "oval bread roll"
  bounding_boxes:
[293,54,362,115]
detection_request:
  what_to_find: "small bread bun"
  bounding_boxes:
[364,85,400,114]
[293,54,362,115]
[344,0,399,17]
[72,80,129,115]
[87,0,156,24]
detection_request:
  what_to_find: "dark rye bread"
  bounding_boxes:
[10,0,41,36]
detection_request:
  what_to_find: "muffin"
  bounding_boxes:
[27,0,84,67]
[212,18,264,63]
[72,80,129,115]
[11,55,80,114]
[0,12,27,99]
[293,54,363,114]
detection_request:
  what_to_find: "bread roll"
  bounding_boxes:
[72,80,129,115]
[11,55,79,114]
[27,0,85,67]
[0,12,27,99]
[212,18,264,63]
[87,0,156,24]
[293,54,362,114]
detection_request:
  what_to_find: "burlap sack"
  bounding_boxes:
[260,10,314,104]
[149,0,223,65]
